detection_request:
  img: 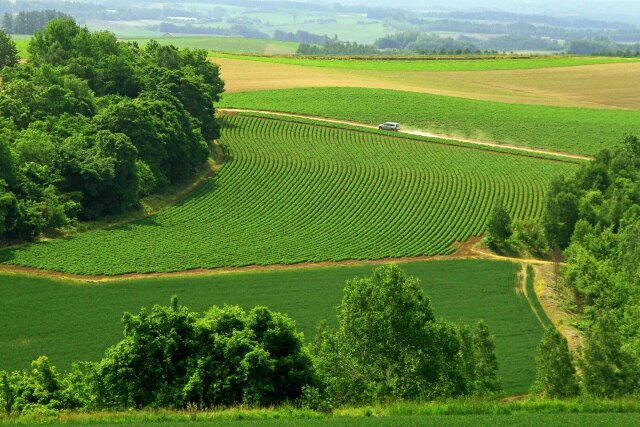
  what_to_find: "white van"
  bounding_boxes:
[378,122,400,131]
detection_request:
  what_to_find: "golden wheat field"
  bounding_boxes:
[215,57,640,110]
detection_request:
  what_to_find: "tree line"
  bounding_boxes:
[1,10,70,35]
[158,22,270,40]
[486,135,640,397]
[375,32,561,54]
[0,19,224,242]
[566,38,640,56]
[296,41,378,56]
[0,265,502,415]
[274,30,335,46]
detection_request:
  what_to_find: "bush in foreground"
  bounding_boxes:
[0,299,315,414]
[312,265,502,405]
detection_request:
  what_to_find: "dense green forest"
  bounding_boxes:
[488,136,640,397]
[0,19,224,242]
[544,136,640,371]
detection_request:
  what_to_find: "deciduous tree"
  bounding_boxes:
[531,327,580,398]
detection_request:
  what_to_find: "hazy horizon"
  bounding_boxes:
[312,0,640,23]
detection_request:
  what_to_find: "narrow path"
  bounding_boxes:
[520,263,547,328]
[0,251,487,283]
[0,237,550,283]
[219,108,593,162]
[471,246,564,266]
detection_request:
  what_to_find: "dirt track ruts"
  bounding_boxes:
[219,108,592,161]
[0,237,560,283]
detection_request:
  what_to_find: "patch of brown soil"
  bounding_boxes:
[213,57,640,110]
[0,236,490,283]
[533,264,583,352]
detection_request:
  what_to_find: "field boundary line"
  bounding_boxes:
[0,238,559,283]
[0,253,489,283]
[219,108,592,162]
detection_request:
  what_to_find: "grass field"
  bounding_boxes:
[221,88,640,155]
[0,259,543,394]
[3,413,640,426]
[0,116,577,274]
[11,35,29,59]
[124,36,299,54]
[211,53,636,72]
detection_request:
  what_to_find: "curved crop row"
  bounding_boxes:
[1,116,578,275]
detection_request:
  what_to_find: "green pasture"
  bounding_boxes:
[221,88,640,155]
[0,116,576,274]
[123,36,298,54]
[211,52,636,71]
[0,259,544,394]
[10,35,29,59]
[253,14,387,44]
[3,413,640,426]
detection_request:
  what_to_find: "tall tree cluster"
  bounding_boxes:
[533,135,640,397]
[2,10,71,34]
[0,19,224,241]
[312,265,501,405]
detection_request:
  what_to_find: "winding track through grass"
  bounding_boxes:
[219,109,592,161]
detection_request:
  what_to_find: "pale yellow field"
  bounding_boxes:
[215,57,640,110]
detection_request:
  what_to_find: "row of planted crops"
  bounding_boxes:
[0,115,578,275]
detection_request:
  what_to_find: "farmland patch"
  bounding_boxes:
[0,116,576,275]
[0,259,541,394]
[214,56,640,109]
[221,88,640,155]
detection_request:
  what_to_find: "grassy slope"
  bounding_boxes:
[211,53,636,71]
[220,88,640,155]
[124,36,298,54]
[0,259,542,394]
[0,116,577,274]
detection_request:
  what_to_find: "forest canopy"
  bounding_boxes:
[0,19,224,242]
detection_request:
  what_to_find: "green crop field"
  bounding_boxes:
[0,116,576,275]
[123,36,299,54]
[0,259,544,394]
[221,88,640,155]
[10,35,30,59]
[211,53,636,72]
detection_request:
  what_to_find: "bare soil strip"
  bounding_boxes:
[532,264,583,352]
[0,239,488,283]
[0,237,554,284]
[219,108,592,161]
